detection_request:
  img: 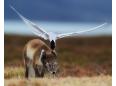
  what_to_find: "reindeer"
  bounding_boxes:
[23,39,58,78]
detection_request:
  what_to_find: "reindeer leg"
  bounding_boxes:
[34,64,44,77]
[24,57,29,78]
[25,65,29,78]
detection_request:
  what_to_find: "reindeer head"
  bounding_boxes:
[41,50,58,75]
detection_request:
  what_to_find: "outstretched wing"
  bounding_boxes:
[10,5,49,40]
[57,23,107,39]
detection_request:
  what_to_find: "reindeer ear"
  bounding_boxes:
[50,40,55,50]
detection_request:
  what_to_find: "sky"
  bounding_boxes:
[4,0,112,23]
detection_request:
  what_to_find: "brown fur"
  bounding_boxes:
[23,39,55,67]
[23,39,57,78]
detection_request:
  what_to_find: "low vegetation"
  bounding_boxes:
[5,76,112,86]
[4,35,112,86]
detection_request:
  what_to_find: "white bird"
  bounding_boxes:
[10,6,107,50]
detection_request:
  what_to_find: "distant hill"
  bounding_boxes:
[4,0,112,22]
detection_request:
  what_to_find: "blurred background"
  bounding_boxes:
[4,0,112,78]
[4,0,112,35]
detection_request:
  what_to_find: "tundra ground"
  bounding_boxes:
[5,76,111,86]
[4,35,112,86]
